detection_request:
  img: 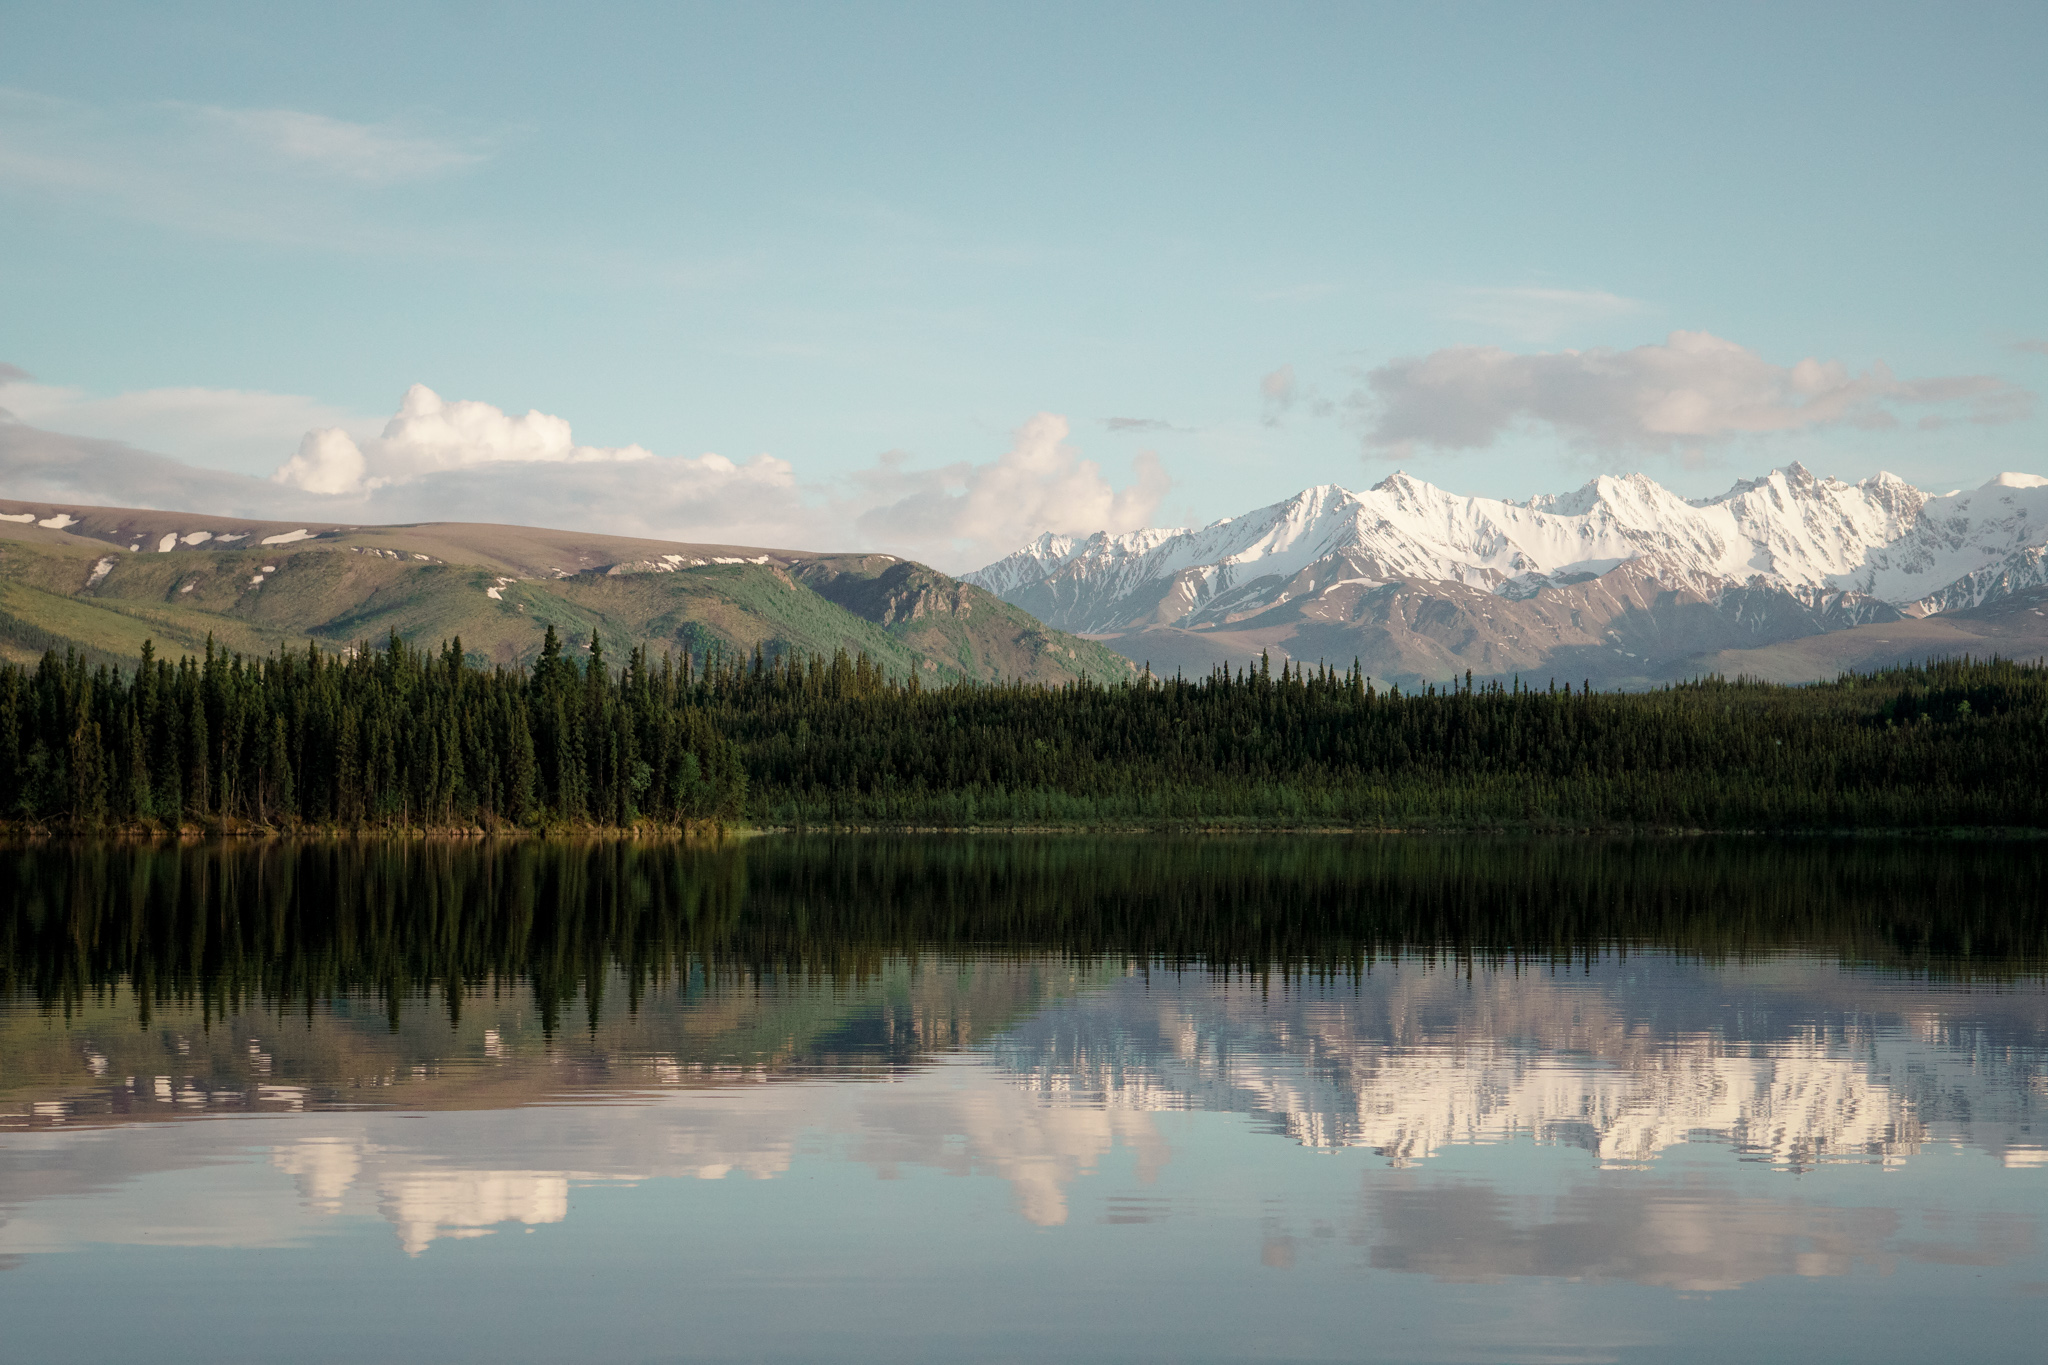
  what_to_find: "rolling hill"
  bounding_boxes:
[0,497,1133,683]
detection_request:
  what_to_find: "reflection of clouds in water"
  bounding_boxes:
[993,968,2045,1171]
[379,1171,572,1257]
[1352,1179,2037,1292]
[849,1081,1165,1226]
[243,1064,1163,1252]
[5,962,2045,1269]
[272,1136,361,1213]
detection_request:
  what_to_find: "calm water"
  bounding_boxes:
[3,836,2047,1363]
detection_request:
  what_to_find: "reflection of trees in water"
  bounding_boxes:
[5,836,2045,1025]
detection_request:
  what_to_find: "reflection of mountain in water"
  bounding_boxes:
[6,835,2048,1263]
[989,961,2048,1171]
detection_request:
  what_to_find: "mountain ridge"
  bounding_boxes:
[965,464,2048,684]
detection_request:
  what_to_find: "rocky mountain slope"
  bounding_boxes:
[0,498,1132,684]
[966,465,2048,685]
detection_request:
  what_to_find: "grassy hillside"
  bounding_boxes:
[0,497,1132,683]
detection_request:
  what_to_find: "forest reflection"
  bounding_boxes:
[6,834,2048,1024]
[4,835,2047,1278]
[3,834,2045,1148]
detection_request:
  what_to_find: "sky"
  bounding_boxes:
[1,1,2044,570]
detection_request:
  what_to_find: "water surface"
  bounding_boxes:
[3,836,2046,1363]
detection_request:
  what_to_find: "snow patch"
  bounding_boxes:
[248,575,266,587]
[86,558,114,587]
[38,512,79,529]
[181,531,212,546]
[0,511,33,523]
[215,533,247,543]
[261,529,315,546]
[157,533,178,553]
[970,462,2048,633]
[179,581,196,593]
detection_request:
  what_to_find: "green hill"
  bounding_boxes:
[0,497,1132,683]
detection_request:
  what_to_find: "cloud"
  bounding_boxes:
[186,105,486,184]
[2013,340,2048,357]
[1447,286,1648,342]
[1260,364,1298,426]
[1102,417,1173,433]
[0,365,369,473]
[1,381,1171,570]
[852,414,1170,565]
[0,87,486,247]
[1356,330,2035,456]
[276,384,658,494]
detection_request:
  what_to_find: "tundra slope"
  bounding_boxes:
[0,497,1130,684]
[967,465,2048,685]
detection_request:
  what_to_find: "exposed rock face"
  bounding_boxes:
[966,466,2048,684]
[790,556,980,626]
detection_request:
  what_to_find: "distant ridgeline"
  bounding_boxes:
[1,631,2046,831]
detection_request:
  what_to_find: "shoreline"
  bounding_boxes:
[1,822,2043,841]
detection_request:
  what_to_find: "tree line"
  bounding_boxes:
[0,628,746,831]
[2,632,2044,831]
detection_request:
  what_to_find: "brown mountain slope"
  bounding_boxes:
[1090,559,2041,687]
[0,496,1133,683]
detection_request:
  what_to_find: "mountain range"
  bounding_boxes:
[966,464,2048,685]
[0,498,1130,684]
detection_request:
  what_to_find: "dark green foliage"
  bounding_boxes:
[3,635,2045,830]
[707,652,2048,830]
[0,628,746,830]
[6,837,2045,1031]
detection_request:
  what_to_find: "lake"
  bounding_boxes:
[3,836,2046,1363]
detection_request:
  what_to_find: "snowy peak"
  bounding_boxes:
[964,463,2048,636]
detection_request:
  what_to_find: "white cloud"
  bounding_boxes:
[1260,364,1299,425]
[1357,330,2035,456]
[0,365,369,473]
[0,87,485,248]
[187,105,486,184]
[851,414,1170,567]
[276,384,659,494]
[274,428,370,496]
[1,380,1170,569]
[1446,286,1649,342]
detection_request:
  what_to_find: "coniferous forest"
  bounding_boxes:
[1,629,2044,832]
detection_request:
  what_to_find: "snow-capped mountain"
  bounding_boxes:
[965,464,2048,683]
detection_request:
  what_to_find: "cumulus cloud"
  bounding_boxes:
[1,380,1171,570]
[852,414,1170,565]
[1356,330,2035,456]
[275,384,658,494]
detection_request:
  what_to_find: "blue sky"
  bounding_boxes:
[2,2,2043,567]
